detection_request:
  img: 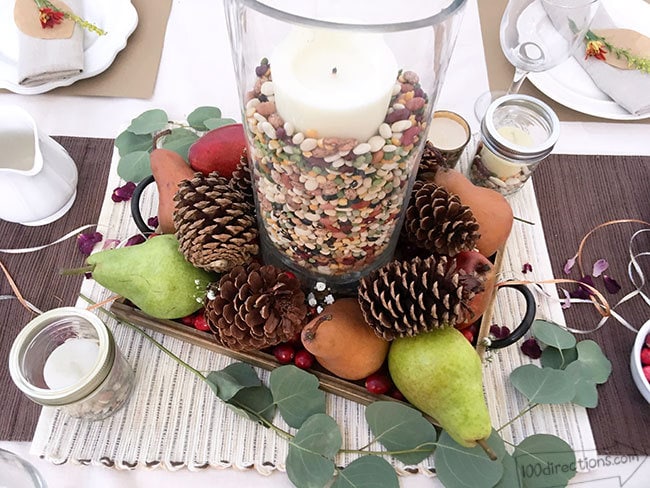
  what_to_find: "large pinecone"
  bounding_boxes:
[416,140,446,180]
[358,255,484,340]
[173,172,258,273]
[403,180,480,256]
[205,262,307,351]
[230,150,255,207]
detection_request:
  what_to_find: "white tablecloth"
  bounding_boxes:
[2,1,650,487]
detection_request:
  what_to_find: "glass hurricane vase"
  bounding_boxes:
[224,0,467,290]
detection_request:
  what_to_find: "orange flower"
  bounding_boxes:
[585,40,607,61]
[38,7,64,28]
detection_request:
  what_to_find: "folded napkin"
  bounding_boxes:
[574,7,650,116]
[17,0,84,87]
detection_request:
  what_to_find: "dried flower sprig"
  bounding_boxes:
[585,30,650,74]
[34,0,106,36]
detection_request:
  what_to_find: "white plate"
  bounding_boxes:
[0,0,138,95]
[527,0,650,121]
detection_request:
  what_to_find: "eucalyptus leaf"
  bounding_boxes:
[513,434,576,488]
[160,127,199,160]
[575,340,612,384]
[434,429,506,488]
[493,453,520,488]
[206,363,261,402]
[127,109,168,135]
[365,401,437,465]
[228,384,275,425]
[565,361,599,408]
[287,414,342,488]
[510,364,575,404]
[115,129,153,156]
[117,150,152,183]
[531,320,576,350]
[269,365,326,428]
[540,346,578,370]
[204,117,237,130]
[332,455,399,488]
[187,106,222,131]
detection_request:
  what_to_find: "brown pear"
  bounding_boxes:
[433,168,513,257]
[301,298,390,380]
[150,148,195,234]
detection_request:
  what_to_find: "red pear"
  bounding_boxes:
[188,123,247,179]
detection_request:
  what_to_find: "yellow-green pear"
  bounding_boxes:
[86,234,215,319]
[388,327,492,448]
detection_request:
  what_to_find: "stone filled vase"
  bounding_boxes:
[224,0,467,289]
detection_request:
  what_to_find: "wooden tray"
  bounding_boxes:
[109,251,503,409]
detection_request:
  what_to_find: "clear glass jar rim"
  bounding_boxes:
[8,307,115,406]
[482,94,560,161]
[230,0,467,32]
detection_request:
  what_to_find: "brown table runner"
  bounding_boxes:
[533,154,650,456]
[0,136,113,441]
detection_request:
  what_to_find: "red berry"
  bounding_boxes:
[193,313,210,332]
[365,373,392,395]
[641,347,650,366]
[643,365,650,383]
[461,328,475,343]
[273,344,295,365]
[390,389,405,401]
[294,350,315,369]
[645,334,650,348]
[179,314,195,326]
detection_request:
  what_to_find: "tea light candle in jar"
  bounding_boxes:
[271,27,398,141]
[479,125,535,178]
[43,338,99,390]
[427,111,471,167]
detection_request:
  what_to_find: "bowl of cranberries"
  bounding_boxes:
[631,319,650,404]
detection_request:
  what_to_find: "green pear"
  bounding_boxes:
[388,327,492,448]
[86,234,215,319]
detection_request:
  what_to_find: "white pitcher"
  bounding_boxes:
[0,105,78,226]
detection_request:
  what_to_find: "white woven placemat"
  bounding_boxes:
[30,139,595,474]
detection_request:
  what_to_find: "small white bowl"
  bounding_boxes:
[631,319,650,404]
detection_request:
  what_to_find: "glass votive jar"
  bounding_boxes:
[427,110,471,168]
[469,94,560,196]
[8,307,134,421]
[224,0,467,290]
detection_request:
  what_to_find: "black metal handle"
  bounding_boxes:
[130,174,156,235]
[487,282,536,349]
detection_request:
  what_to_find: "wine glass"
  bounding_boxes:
[475,0,600,119]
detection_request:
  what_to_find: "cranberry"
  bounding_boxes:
[461,328,475,344]
[644,365,650,383]
[294,350,315,369]
[273,344,295,365]
[641,348,650,367]
[646,334,650,348]
[390,389,405,401]
[193,313,210,332]
[179,314,195,326]
[365,372,392,395]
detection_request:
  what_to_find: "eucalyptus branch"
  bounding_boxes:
[497,402,539,433]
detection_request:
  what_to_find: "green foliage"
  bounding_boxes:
[286,414,342,488]
[365,401,436,465]
[269,365,326,428]
[434,429,506,488]
[565,362,599,408]
[115,106,233,182]
[531,320,576,350]
[540,346,578,369]
[332,456,399,488]
[510,364,576,404]
[513,434,576,488]
[493,453,520,488]
[574,340,612,384]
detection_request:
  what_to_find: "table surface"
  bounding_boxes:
[1,1,649,487]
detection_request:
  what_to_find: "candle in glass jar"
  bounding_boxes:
[480,125,535,178]
[271,27,398,141]
[43,338,99,390]
[429,114,469,150]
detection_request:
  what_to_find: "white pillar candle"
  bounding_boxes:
[480,125,535,178]
[271,27,398,142]
[428,116,469,151]
[43,338,99,390]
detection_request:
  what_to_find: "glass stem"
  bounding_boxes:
[507,67,529,94]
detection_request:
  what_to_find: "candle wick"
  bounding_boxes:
[331,67,337,75]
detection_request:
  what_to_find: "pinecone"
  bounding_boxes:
[173,172,259,273]
[402,180,480,256]
[416,140,447,180]
[358,255,484,340]
[204,262,307,351]
[230,150,255,206]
